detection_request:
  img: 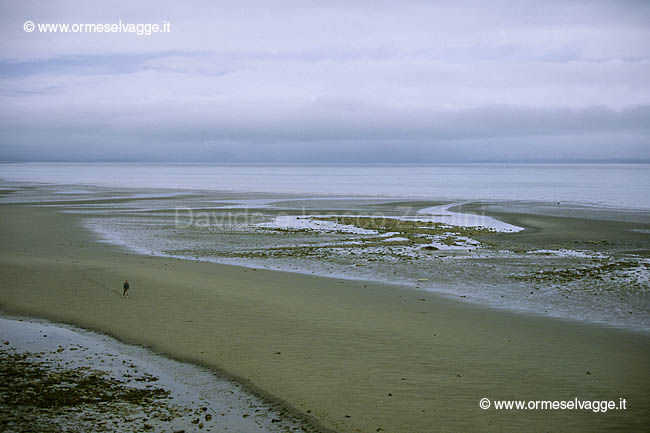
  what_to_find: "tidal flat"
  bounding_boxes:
[1,182,650,432]
[27,184,647,333]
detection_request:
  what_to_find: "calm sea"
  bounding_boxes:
[1,162,649,209]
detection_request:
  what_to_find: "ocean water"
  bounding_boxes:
[2,162,650,209]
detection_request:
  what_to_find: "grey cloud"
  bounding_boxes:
[0,0,649,162]
[1,103,648,162]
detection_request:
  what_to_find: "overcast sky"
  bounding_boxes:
[1,0,649,162]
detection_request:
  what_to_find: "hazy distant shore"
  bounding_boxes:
[1,195,650,431]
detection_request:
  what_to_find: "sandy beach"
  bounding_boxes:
[1,199,649,432]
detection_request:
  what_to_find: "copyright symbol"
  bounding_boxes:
[24,20,35,32]
[479,397,491,410]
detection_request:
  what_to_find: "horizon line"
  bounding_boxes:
[2,159,650,165]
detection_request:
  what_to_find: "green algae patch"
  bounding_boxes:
[313,216,495,237]
[165,215,497,263]
[0,350,180,433]
[511,259,649,286]
[312,216,495,249]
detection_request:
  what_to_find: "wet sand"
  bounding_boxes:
[0,316,310,433]
[1,204,649,432]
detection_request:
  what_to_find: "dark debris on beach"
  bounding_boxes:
[0,348,184,433]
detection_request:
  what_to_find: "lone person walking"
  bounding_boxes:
[123,280,130,297]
